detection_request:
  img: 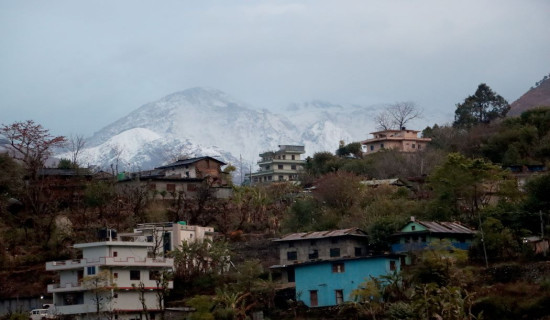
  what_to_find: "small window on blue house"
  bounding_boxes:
[287,251,297,261]
[332,262,345,273]
[411,226,416,231]
[87,266,96,275]
[335,289,344,304]
[330,248,340,258]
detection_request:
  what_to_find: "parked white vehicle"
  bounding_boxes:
[29,307,56,320]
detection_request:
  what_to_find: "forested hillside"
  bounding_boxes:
[1,80,550,319]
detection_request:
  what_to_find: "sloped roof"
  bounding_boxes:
[274,228,368,242]
[38,168,92,176]
[361,178,407,187]
[155,156,226,169]
[400,220,476,235]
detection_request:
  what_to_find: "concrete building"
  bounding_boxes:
[117,156,232,199]
[46,233,174,320]
[246,145,305,185]
[127,222,215,256]
[295,256,401,307]
[271,228,370,283]
[391,217,476,253]
[361,129,431,154]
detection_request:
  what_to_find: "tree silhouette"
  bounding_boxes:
[453,83,509,128]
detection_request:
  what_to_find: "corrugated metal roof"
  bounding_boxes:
[156,156,226,169]
[416,220,476,234]
[274,228,368,242]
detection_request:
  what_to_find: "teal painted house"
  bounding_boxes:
[391,217,476,253]
[295,256,401,307]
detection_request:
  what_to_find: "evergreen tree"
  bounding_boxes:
[453,83,510,128]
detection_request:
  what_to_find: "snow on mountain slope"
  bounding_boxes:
[70,88,383,176]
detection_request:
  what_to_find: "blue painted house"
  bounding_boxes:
[391,217,476,253]
[294,256,401,307]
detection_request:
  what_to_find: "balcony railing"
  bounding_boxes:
[46,257,174,270]
[47,282,85,293]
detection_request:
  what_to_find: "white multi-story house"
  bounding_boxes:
[246,145,305,185]
[128,222,215,256]
[46,233,174,320]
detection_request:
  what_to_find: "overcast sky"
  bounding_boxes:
[1,1,549,137]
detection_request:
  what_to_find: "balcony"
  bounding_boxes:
[46,257,174,271]
[55,304,94,315]
[47,282,85,293]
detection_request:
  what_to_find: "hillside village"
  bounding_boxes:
[1,79,550,320]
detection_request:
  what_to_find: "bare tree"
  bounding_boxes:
[388,101,422,129]
[68,134,86,168]
[374,111,393,131]
[0,120,66,179]
[374,102,423,131]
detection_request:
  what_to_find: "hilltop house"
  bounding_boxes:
[361,129,431,154]
[246,145,305,185]
[271,228,401,307]
[391,217,476,254]
[117,156,232,199]
[45,231,174,320]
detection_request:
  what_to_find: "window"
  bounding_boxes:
[287,251,297,261]
[308,250,318,260]
[150,271,161,281]
[332,262,345,273]
[355,247,362,257]
[390,260,396,271]
[370,145,374,151]
[130,270,140,280]
[380,143,384,148]
[418,144,422,149]
[335,290,344,304]
[278,165,283,169]
[278,175,284,181]
[87,266,96,275]
[113,293,118,299]
[167,184,176,192]
[412,144,416,149]
[291,165,296,170]
[330,248,340,257]
[113,272,118,279]
[268,176,272,181]
[113,251,117,257]
[411,226,416,231]
[291,155,295,160]
[282,155,286,160]
[310,290,318,307]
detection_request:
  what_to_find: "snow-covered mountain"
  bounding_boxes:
[64,87,380,176]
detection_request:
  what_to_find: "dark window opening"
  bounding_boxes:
[332,262,345,273]
[330,248,340,257]
[308,250,318,260]
[130,270,140,280]
[287,251,297,261]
